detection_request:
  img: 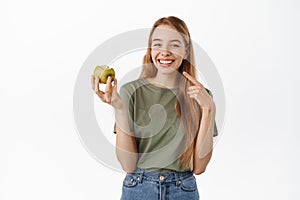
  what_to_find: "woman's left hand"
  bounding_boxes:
[183,71,213,110]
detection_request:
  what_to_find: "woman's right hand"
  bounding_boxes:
[91,75,124,109]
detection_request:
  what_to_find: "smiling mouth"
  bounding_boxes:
[158,59,174,65]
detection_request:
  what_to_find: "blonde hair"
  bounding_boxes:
[139,16,201,169]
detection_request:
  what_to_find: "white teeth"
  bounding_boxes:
[159,60,172,64]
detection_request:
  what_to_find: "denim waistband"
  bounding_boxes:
[133,168,193,184]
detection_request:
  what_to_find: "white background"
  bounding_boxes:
[1,0,299,199]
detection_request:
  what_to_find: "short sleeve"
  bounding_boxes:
[205,88,218,137]
[113,84,134,134]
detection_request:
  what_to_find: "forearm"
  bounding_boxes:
[193,102,216,174]
[115,107,138,173]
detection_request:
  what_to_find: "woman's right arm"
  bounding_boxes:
[91,75,138,173]
[115,108,138,173]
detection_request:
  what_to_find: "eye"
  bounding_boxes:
[170,43,180,48]
[152,43,162,47]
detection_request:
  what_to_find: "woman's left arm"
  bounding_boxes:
[193,103,215,175]
[183,71,216,175]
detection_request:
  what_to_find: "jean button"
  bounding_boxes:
[159,175,165,181]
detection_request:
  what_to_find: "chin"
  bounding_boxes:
[157,67,178,75]
[155,63,179,74]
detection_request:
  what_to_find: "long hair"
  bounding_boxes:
[138,16,201,169]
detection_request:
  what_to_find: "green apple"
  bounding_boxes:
[93,65,115,83]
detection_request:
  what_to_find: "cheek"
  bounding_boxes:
[174,49,187,58]
[173,53,185,61]
[151,50,158,60]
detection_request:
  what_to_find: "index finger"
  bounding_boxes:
[183,71,201,86]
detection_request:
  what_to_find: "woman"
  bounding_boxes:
[92,16,218,200]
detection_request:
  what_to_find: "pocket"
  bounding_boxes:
[123,174,138,188]
[180,175,197,192]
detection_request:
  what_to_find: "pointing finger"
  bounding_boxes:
[183,71,201,86]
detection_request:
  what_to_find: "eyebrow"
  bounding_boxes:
[152,38,182,43]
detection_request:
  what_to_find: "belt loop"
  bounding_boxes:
[173,171,181,186]
[137,169,144,183]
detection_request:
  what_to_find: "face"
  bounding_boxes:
[150,25,188,75]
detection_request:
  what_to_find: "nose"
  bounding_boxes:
[160,48,171,56]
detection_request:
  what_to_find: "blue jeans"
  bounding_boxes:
[121,168,199,200]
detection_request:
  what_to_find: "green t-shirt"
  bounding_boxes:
[114,79,218,173]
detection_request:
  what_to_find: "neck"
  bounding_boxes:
[148,72,179,89]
